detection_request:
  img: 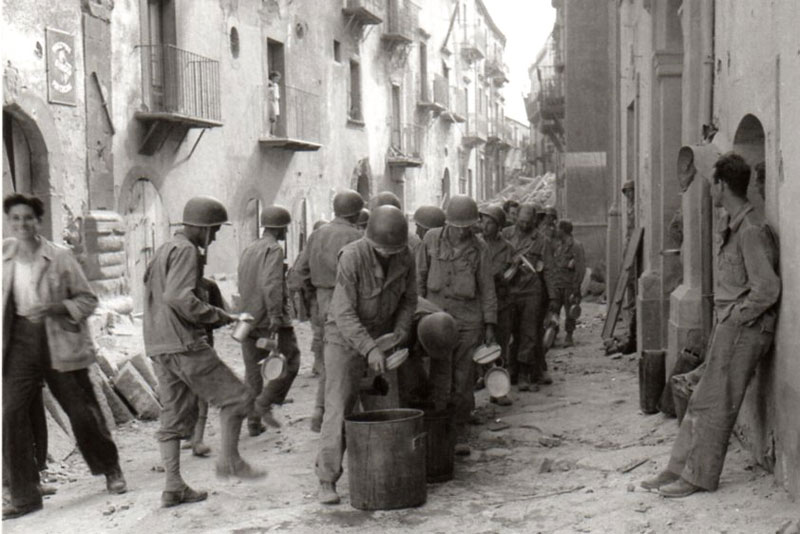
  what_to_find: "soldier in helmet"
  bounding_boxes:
[479,204,514,406]
[291,189,364,432]
[238,206,301,436]
[356,208,370,233]
[397,297,458,411]
[410,205,446,257]
[417,195,497,455]
[316,205,416,504]
[549,220,585,347]
[369,190,402,210]
[502,203,556,391]
[540,207,558,240]
[144,196,265,508]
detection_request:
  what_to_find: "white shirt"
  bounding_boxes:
[13,258,41,318]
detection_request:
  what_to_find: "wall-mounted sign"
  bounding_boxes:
[46,28,77,106]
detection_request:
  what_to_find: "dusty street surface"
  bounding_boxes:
[5,302,796,533]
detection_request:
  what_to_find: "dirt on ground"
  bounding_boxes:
[5,302,797,534]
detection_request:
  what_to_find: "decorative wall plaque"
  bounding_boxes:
[46,28,77,106]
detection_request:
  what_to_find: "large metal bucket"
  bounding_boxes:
[344,409,426,510]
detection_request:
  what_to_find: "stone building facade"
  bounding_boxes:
[524,0,612,269]
[607,0,800,498]
[3,0,519,311]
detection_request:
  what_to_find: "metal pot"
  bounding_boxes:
[261,354,287,381]
[231,313,255,342]
[485,366,510,398]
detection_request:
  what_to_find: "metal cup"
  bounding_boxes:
[231,313,255,342]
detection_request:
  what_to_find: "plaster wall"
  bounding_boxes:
[710,0,800,498]
[2,0,90,237]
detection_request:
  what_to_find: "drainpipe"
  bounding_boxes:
[699,0,715,339]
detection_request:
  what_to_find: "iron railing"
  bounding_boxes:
[384,0,419,41]
[450,86,467,118]
[433,74,449,109]
[391,122,423,158]
[344,0,385,20]
[460,24,487,58]
[466,112,488,139]
[140,44,221,122]
[260,84,321,142]
[536,66,565,119]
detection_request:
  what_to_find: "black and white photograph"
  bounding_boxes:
[1,0,799,532]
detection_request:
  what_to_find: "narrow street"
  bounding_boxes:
[4,302,794,534]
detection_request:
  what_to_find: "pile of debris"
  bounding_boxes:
[491,172,556,207]
[45,311,161,462]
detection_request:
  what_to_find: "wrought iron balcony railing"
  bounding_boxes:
[138,44,221,125]
[259,83,321,151]
[389,122,423,167]
[460,24,487,61]
[343,0,385,25]
[382,0,419,44]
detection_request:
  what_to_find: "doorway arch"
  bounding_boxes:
[123,178,170,312]
[732,114,766,214]
[441,168,451,207]
[2,105,60,239]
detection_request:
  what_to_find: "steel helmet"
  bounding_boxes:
[357,208,370,228]
[479,205,506,227]
[260,205,291,228]
[370,191,402,210]
[413,205,446,230]
[366,205,408,253]
[418,311,458,356]
[445,195,479,228]
[545,206,558,218]
[180,196,230,227]
[313,219,329,231]
[333,189,365,218]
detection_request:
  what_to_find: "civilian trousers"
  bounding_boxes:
[550,287,577,334]
[452,326,484,435]
[2,317,120,508]
[666,319,773,490]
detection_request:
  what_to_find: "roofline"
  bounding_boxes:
[476,0,507,46]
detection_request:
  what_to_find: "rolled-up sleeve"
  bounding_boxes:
[736,225,781,323]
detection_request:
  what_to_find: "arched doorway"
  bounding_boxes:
[124,178,170,312]
[732,114,766,215]
[241,197,262,251]
[2,109,54,239]
[441,168,451,207]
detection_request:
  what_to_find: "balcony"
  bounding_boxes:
[342,0,384,25]
[537,66,565,120]
[462,112,487,147]
[417,76,446,113]
[484,48,509,84]
[388,123,423,167]
[258,84,322,151]
[460,24,486,62]
[441,86,466,123]
[488,116,511,147]
[382,0,419,45]
[525,94,540,125]
[136,44,222,155]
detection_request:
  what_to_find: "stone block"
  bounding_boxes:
[95,347,119,379]
[45,409,75,462]
[114,362,161,420]
[99,374,134,425]
[43,386,73,440]
[129,353,159,396]
[88,364,116,431]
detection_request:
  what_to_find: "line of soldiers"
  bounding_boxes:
[141,190,586,507]
[3,189,585,515]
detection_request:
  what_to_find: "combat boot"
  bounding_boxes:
[216,410,267,480]
[564,333,575,348]
[318,482,340,505]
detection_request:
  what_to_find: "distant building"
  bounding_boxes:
[3,0,521,310]
[524,0,612,268]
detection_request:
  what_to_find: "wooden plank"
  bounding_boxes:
[602,227,643,340]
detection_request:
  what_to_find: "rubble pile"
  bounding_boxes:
[491,172,556,207]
